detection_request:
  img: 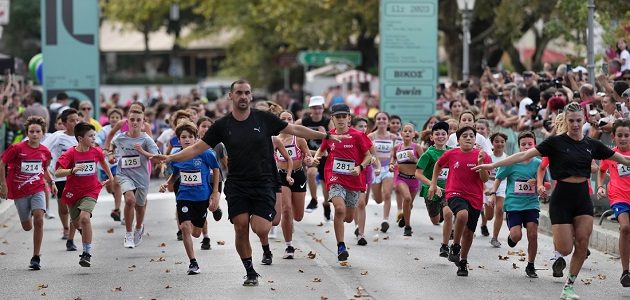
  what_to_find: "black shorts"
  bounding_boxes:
[549,181,593,224]
[506,209,540,229]
[54,181,66,199]
[447,196,481,232]
[317,156,328,181]
[176,200,209,228]
[225,180,276,223]
[278,168,307,192]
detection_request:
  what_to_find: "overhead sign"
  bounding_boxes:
[41,0,99,114]
[297,51,362,67]
[379,0,438,128]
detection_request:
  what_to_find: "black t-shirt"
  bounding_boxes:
[536,134,615,180]
[202,109,288,184]
[301,115,330,151]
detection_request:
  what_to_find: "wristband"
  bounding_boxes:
[359,164,364,171]
[325,132,331,140]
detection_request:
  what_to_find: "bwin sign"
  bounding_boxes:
[394,71,423,79]
[395,87,422,96]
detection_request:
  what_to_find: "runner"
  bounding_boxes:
[314,103,372,261]
[95,108,124,222]
[475,119,495,237]
[446,111,493,153]
[484,132,509,247]
[390,123,423,236]
[492,131,546,278]
[153,80,347,286]
[0,116,55,270]
[159,121,220,275]
[428,126,492,277]
[103,102,153,151]
[351,117,379,246]
[369,112,398,233]
[108,109,160,249]
[416,121,453,257]
[389,115,405,227]
[597,119,630,287]
[42,108,80,250]
[55,122,113,267]
[473,102,630,299]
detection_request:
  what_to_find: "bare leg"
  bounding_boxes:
[382,178,394,220]
[492,197,505,239]
[619,213,630,271]
[331,197,346,242]
[123,191,136,232]
[280,187,293,243]
[526,222,538,263]
[251,215,272,246]
[32,210,44,256]
[232,213,252,258]
[181,221,195,259]
[78,211,92,245]
[568,216,593,277]
[441,206,453,245]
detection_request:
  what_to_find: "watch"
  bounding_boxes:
[325,132,331,140]
[359,164,365,171]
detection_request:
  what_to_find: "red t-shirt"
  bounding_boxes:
[320,127,372,192]
[437,148,492,210]
[1,141,52,199]
[56,146,105,205]
[600,147,630,205]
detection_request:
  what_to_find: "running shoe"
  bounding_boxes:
[552,256,566,278]
[243,272,260,286]
[124,232,135,248]
[621,271,630,287]
[448,243,461,263]
[439,244,449,258]
[188,261,200,275]
[268,227,277,240]
[45,212,56,220]
[560,285,579,300]
[490,238,501,248]
[66,240,77,251]
[507,235,517,248]
[357,237,368,246]
[403,226,412,237]
[337,244,349,261]
[29,256,41,270]
[110,209,121,222]
[262,252,273,265]
[457,259,468,276]
[380,221,390,233]
[323,205,331,221]
[134,225,144,246]
[305,198,318,213]
[525,263,538,278]
[176,230,183,241]
[212,208,223,221]
[79,252,91,267]
[396,211,405,228]
[480,225,490,237]
[283,246,295,259]
[201,237,211,250]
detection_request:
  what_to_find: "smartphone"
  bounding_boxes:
[617,102,622,112]
[567,64,573,72]
[602,63,609,76]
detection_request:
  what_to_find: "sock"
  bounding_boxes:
[32,255,40,261]
[553,250,563,259]
[67,239,73,243]
[624,270,629,275]
[241,257,255,274]
[262,244,270,254]
[338,242,346,248]
[83,243,92,255]
[527,261,534,267]
[285,241,293,247]
[190,258,197,263]
[203,234,209,239]
[405,226,412,230]
[565,274,577,287]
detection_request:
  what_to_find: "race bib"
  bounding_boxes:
[396,150,413,163]
[618,164,630,177]
[332,157,355,175]
[181,170,202,186]
[21,160,43,174]
[75,161,96,176]
[438,168,449,180]
[374,140,393,153]
[121,155,141,169]
[514,180,535,195]
[277,145,298,161]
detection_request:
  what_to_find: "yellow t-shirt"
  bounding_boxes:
[89,118,102,132]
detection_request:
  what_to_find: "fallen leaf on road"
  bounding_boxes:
[41,292,46,296]
[321,297,328,300]
[428,236,434,240]
[382,235,389,240]
[414,257,419,261]
[298,269,304,273]
[267,280,274,283]
[2,224,7,228]
[312,278,322,282]
[325,230,330,233]
[271,287,276,291]
[519,257,526,262]
[307,251,317,259]
[581,279,592,285]
[317,222,324,227]
[597,274,607,280]
[165,269,170,273]
[128,265,136,269]
[3,239,9,244]
[361,271,368,275]
[373,227,380,231]
[517,250,526,257]
[372,235,379,242]
[150,256,166,262]
[478,265,485,269]
[0,252,6,255]
[354,286,369,298]
[216,240,225,245]
[106,228,114,234]
[159,242,167,247]
[37,283,48,290]
[112,287,122,292]
[339,262,351,267]
[74,297,81,300]
[314,238,322,243]
[165,285,172,289]
[512,263,519,269]
[507,250,517,256]
[498,255,509,260]
[174,261,183,265]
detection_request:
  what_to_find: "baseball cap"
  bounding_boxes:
[330,103,350,115]
[308,96,325,107]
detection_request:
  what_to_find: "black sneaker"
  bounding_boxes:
[525,263,538,278]
[110,209,121,222]
[457,259,469,276]
[507,235,517,248]
[305,198,318,213]
[397,212,405,228]
[621,271,630,287]
[201,237,211,250]
[176,230,183,241]
[188,260,200,275]
[323,205,331,221]
[262,252,273,265]
[212,208,223,222]
[480,225,489,237]
[66,240,77,251]
[337,244,349,261]
[380,221,390,233]
[283,246,295,259]
[243,272,260,286]
[552,256,566,278]
[403,226,412,237]
[448,244,461,263]
[439,244,449,258]
[29,256,41,270]
[357,237,367,246]
[79,252,91,267]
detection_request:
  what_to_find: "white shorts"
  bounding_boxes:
[372,166,393,184]
[484,179,507,205]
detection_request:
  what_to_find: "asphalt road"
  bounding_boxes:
[0,180,627,299]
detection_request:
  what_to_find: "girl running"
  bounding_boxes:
[369,112,398,233]
[484,132,508,247]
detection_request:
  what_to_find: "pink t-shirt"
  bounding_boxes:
[437,148,492,210]
[320,127,372,192]
[56,146,105,205]
[600,147,630,205]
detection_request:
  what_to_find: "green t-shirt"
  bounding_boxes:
[416,145,449,201]
[495,157,547,211]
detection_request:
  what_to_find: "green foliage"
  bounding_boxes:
[2,0,41,63]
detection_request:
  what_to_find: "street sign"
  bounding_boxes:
[379,0,438,128]
[297,51,362,67]
[41,0,99,115]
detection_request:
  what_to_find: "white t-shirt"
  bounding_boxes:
[621,50,630,72]
[42,130,78,182]
[518,97,533,117]
[446,132,493,154]
[157,128,175,154]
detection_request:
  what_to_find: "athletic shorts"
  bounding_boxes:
[69,197,97,222]
[54,181,66,199]
[372,166,393,184]
[117,175,148,206]
[224,180,276,222]
[506,209,539,229]
[14,191,46,223]
[328,184,360,208]
[99,165,118,181]
[549,181,592,224]
[447,196,481,232]
[364,165,374,187]
[394,173,420,196]
[425,197,446,218]
[177,200,209,228]
[317,156,328,181]
[612,202,630,220]
[278,167,307,192]
[483,179,506,204]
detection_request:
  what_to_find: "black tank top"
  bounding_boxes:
[301,115,330,150]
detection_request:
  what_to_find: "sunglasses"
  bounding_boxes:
[333,114,349,119]
[81,107,92,111]
[623,77,630,81]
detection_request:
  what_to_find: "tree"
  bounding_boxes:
[0,0,41,64]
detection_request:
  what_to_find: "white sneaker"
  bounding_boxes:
[124,232,135,248]
[134,225,144,246]
[268,226,277,240]
[45,212,56,219]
